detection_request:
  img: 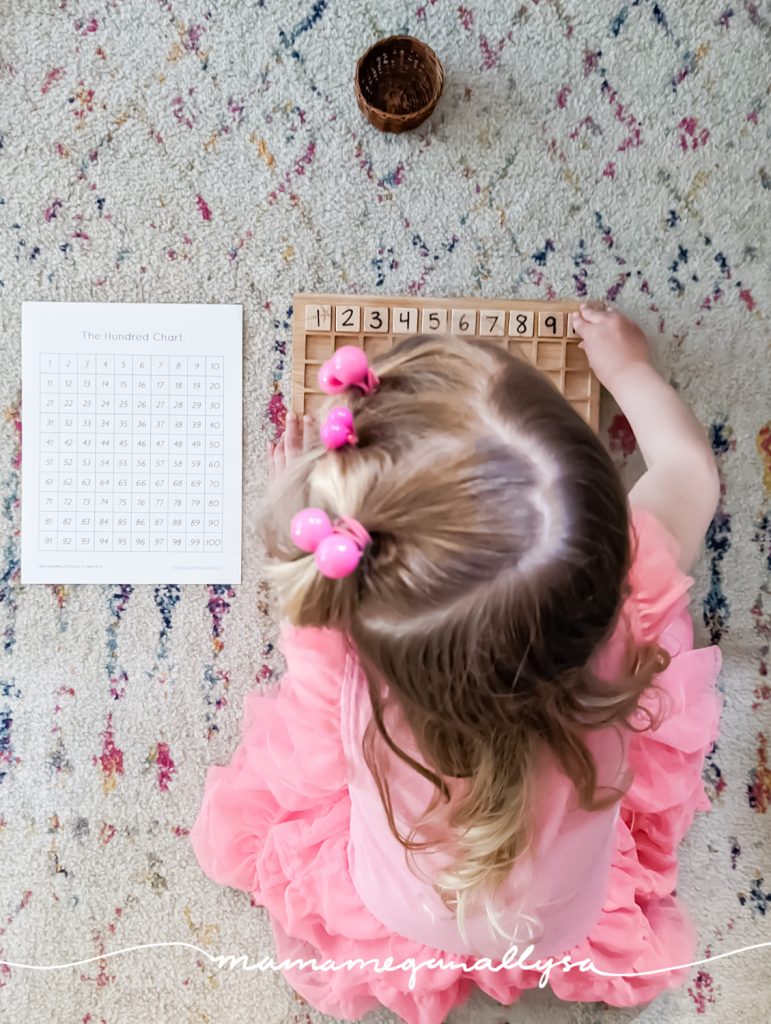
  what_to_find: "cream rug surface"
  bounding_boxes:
[0,1,769,1022]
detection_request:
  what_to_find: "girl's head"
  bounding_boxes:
[260,333,669,941]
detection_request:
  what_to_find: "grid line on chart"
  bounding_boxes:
[38,352,225,556]
[111,352,115,551]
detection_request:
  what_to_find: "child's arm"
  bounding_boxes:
[570,305,720,574]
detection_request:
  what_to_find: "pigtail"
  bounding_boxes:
[259,346,383,630]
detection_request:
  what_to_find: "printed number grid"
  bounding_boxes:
[37,354,224,555]
[291,294,599,431]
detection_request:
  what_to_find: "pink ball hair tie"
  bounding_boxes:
[290,507,372,579]
[318,345,379,396]
[320,406,358,449]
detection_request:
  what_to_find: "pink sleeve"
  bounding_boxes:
[238,619,351,800]
[626,506,696,643]
[188,621,351,892]
[278,619,350,679]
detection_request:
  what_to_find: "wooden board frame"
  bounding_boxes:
[291,292,600,431]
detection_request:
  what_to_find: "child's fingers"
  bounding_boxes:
[273,434,286,473]
[573,304,614,332]
[302,415,316,451]
[570,310,598,336]
[575,304,607,324]
[285,411,301,456]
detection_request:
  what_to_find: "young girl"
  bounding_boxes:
[190,304,723,1024]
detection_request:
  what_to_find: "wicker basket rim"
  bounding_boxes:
[354,35,444,120]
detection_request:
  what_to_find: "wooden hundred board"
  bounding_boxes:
[291,293,600,431]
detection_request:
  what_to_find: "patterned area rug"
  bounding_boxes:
[1,2,769,1022]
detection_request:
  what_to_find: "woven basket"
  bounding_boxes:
[354,36,444,133]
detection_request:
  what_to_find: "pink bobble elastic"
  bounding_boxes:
[320,406,357,449]
[290,507,332,553]
[289,507,371,579]
[318,346,379,396]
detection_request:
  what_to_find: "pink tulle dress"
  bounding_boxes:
[190,507,723,1024]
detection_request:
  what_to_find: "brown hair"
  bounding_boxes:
[259,334,670,941]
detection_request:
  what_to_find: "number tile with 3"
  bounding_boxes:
[364,307,389,332]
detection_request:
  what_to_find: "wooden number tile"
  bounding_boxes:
[393,307,419,333]
[451,308,477,335]
[364,306,389,332]
[537,311,565,337]
[422,308,447,333]
[566,311,579,337]
[306,304,331,331]
[479,310,505,336]
[335,305,361,332]
[508,311,534,337]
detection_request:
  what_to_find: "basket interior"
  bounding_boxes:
[357,41,440,116]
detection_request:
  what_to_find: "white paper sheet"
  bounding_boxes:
[21,301,243,584]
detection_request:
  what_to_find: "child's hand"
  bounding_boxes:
[267,412,316,478]
[570,304,653,393]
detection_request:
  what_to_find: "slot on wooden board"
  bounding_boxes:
[508,340,534,361]
[536,340,564,369]
[363,336,393,358]
[305,334,334,361]
[565,342,586,369]
[564,371,590,400]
